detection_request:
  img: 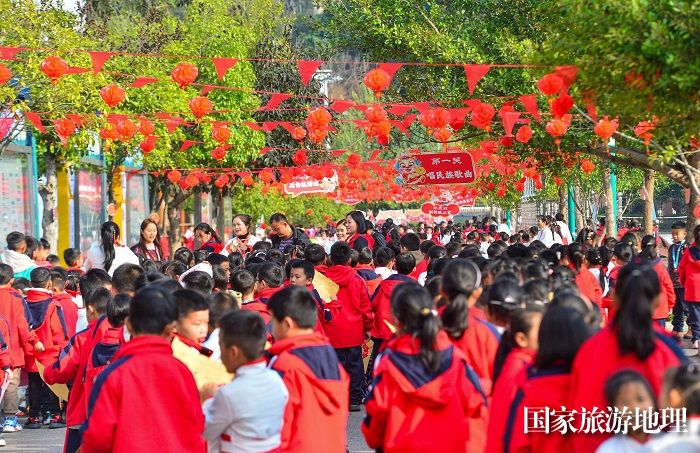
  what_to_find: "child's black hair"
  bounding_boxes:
[487,241,508,259]
[304,244,327,266]
[227,252,243,270]
[252,241,272,252]
[458,244,481,259]
[358,247,373,265]
[108,293,131,327]
[566,243,586,271]
[330,241,352,265]
[85,287,112,313]
[348,249,359,267]
[209,292,238,328]
[12,278,30,293]
[134,271,168,291]
[535,306,591,371]
[162,261,188,281]
[231,269,256,295]
[267,285,317,329]
[219,310,266,361]
[605,369,657,410]
[671,221,687,231]
[112,263,144,294]
[181,271,215,295]
[395,252,416,275]
[173,247,194,267]
[399,233,420,252]
[212,267,229,292]
[194,250,209,264]
[665,363,700,414]
[79,269,112,299]
[47,255,60,266]
[24,236,39,259]
[30,267,51,288]
[6,231,25,251]
[0,264,13,285]
[63,248,81,267]
[373,247,395,268]
[391,282,442,372]
[523,279,549,305]
[206,253,228,267]
[173,289,210,318]
[257,262,285,288]
[289,259,315,280]
[523,260,548,281]
[549,290,600,330]
[265,249,286,267]
[141,260,160,274]
[640,234,658,260]
[550,266,577,293]
[487,276,524,326]
[129,286,179,335]
[440,259,480,340]
[612,263,660,360]
[50,270,66,291]
[493,306,545,382]
[419,240,436,256]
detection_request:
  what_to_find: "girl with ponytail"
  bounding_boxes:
[194,222,223,254]
[640,234,676,326]
[84,221,140,276]
[566,243,603,320]
[569,262,688,453]
[362,282,485,453]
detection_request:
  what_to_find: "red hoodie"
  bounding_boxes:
[53,292,78,338]
[486,348,536,453]
[362,331,487,453]
[650,259,676,319]
[569,326,686,453]
[0,287,39,367]
[241,287,282,326]
[0,315,13,369]
[83,324,125,406]
[43,316,110,427]
[370,274,414,340]
[25,288,69,371]
[504,365,573,453]
[602,264,621,321]
[266,334,349,453]
[321,265,373,348]
[80,335,206,453]
[679,245,700,302]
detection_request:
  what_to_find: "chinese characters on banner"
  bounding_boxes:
[394,151,476,186]
[283,171,338,197]
[421,203,460,218]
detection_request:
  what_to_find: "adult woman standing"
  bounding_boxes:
[194,223,223,254]
[131,219,166,262]
[221,214,260,257]
[84,221,140,276]
[345,210,374,251]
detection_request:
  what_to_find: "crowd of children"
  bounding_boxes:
[0,210,698,452]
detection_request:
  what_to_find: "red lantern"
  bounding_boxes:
[581,159,596,175]
[116,119,137,141]
[139,135,158,154]
[40,56,69,84]
[470,103,496,131]
[498,136,514,147]
[241,175,255,187]
[0,63,12,86]
[185,174,200,188]
[178,179,190,190]
[54,118,76,145]
[363,68,391,97]
[211,146,227,161]
[171,62,199,88]
[347,153,361,166]
[365,104,388,123]
[100,124,119,142]
[420,108,450,130]
[138,117,155,136]
[308,128,328,145]
[167,170,182,184]
[259,169,275,183]
[515,125,533,143]
[292,150,308,166]
[433,128,452,143]
[593,116,618,140]
[550,94,574,118]
[306,107,332,130]
[100,84,126,108]
[545,118,568,138]
[291,127,306,141]
[188,96,213,119]
[214,174,230,189]
[537,73,564,96]
[212,124,231,143]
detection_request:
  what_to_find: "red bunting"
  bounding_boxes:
[259,147,273,155]
[277,122,297,134]
[66,67,91,74]
[377,63,403,79]
[131,77,159,88]
[330,100,355,113]
[0,47,21,60]
[297,60,323,86]
[502,111,521,137]
[411,102,431,114]
[369,150,382,160]
[25,112,46,133]
[89,52,114,74]
[463,64,491,94]
[243,122,263,131]
[65,114,83,128]
[386,105,411,116]
[200,85,216,96]
[178,140,200,152]
[258,93,292,111]
[388,120,408,134]
[211,58,238,80]
[586,103,598,122]
[519,95,541,122]
[403,114,418,130]
[262,122,278,133]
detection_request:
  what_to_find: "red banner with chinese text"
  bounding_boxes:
[395,151,475,186]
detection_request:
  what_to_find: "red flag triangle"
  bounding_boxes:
[258,93,292,111]
[0,47,22,60]
[402,114,418,130]
[463,65,491,94]
[211,58,238,80]
[131,77,159,88]
[66,67,91,74]
[89,52,114,74]
[66,114,83,129]
[243,122,263,131]
[502,111,521,137]
[377,63,403,79]
[200,85,216,96]
[519,95,541,122]
[277,122,297,134]
[330,100,355,113]
[411,102,431,114]
[369,150,382,160]
[387,104,412,116]
[25,112,46,134]
[297,60,323,86]
[259,147,273,155]
[262,122,278,133]
[178,140,200,152]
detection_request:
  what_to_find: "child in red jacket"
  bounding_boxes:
[678,224,700,348]
[288,259,328,335]
[80,285,206,453]
[362,282,486,453]
[266,286,349,453]
[322,242,373,411]
[641,235,676,326]
[50,270,79,338]
[25,267,69,429]
[43,287,112,453]
[602,242,634,322]
[173,289,212,357]
[0,263,42,432]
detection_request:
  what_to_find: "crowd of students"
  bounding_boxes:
[0,209,698,452]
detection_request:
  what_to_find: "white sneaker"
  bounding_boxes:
[694,340,699,349]
[0,435,6,447]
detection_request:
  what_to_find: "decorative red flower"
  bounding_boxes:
[292,150,308,166]
[100,84,126,108]
[581,159,596,175]
[138,117,155,136]
[40,56,69,84]
[550,94,574,118]
[139,135,157,154]
[100,124,119,142]
[537,73,564,96]
[185,174,200,188]
[545,118,568,138]
[241,175,255,187]
[211,146,227,161]
[515,125,533,143]
[212,124,231,143]
[0,63,11,86]
[188,96,213,119]
[54,118,76,146]
[291,127,306,141]
[498,136,514,147]
[363,68,391,96]
[116,119,137,141]
[594,116,618,140]
[171,62,199,89]
[634,119,656,145]
[167,170,182,184]
[214,174,229,189]
[347,153,361,166]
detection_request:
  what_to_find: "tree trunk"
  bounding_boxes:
[38,147,58,251]
[602,159,616,237]
[574,185,584,230]
[558,184,568,219]
[643,170,655,234]
[687,152,700,229]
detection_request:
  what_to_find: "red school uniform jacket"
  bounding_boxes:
[650,258,676,319]
[53,292,78,338]
[83,324,125,405]
[486,348,536,453]
[43,316,111,428]
[0,287,39,368]
[266,333,349,453]
[25,288,69,371]
[356,264,382,297]
[504,365,573,453]
[0,315,13,370]
[362,331,487,453]
[573,266,602,307]
[569,326,687,453]
[321,265,373,349]
[409,257,428,281]
[678,245,700,302]
[80,335,206,453]
[370,274,415,340]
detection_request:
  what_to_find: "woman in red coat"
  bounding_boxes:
[568,263,688,453]
[641,235,676,325]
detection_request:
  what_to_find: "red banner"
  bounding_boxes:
[421,203,460,218]
[395,151,475,186]
[283,172,337,197]
[336,193,362,206]
[431,188,476,207]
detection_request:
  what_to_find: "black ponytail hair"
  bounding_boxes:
[694,224,700,245]
[612,263,660,360]
[566,243,586,272]
[549,290,600,331]
[194,222,222,244]
[440,259,480,340]
[535,306,592,371]
[486,276,524,326]
[100,221,120,271]
[640,234,658,260]
[391,282,442,373]
[493,305,545,382]
[665,363,700,414]
[613,241,634,264]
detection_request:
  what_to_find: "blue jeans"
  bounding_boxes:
[671,287,688,332]
[686,301,700,342]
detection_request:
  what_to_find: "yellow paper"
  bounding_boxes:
[383,320,397,334]
[314,272,339,303]
[171,337,233,390]
[36,361,70,402]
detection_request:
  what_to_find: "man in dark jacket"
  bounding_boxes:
[269,213,311,253]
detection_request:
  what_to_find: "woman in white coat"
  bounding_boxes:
[83,221,140,276]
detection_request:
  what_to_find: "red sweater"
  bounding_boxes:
[0,287,38,367]
[573,266,602,306]
[370,274,415,340]
[678,245,700,302]
[486,348,536,453]
[650,259,676,319]
[53,292,78,338]
[25,289,70,371]
[569,326,686,453]
[362,331,486,453]
[321,265,373,348]
[266,334,349,453]
[80,335,206,453]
